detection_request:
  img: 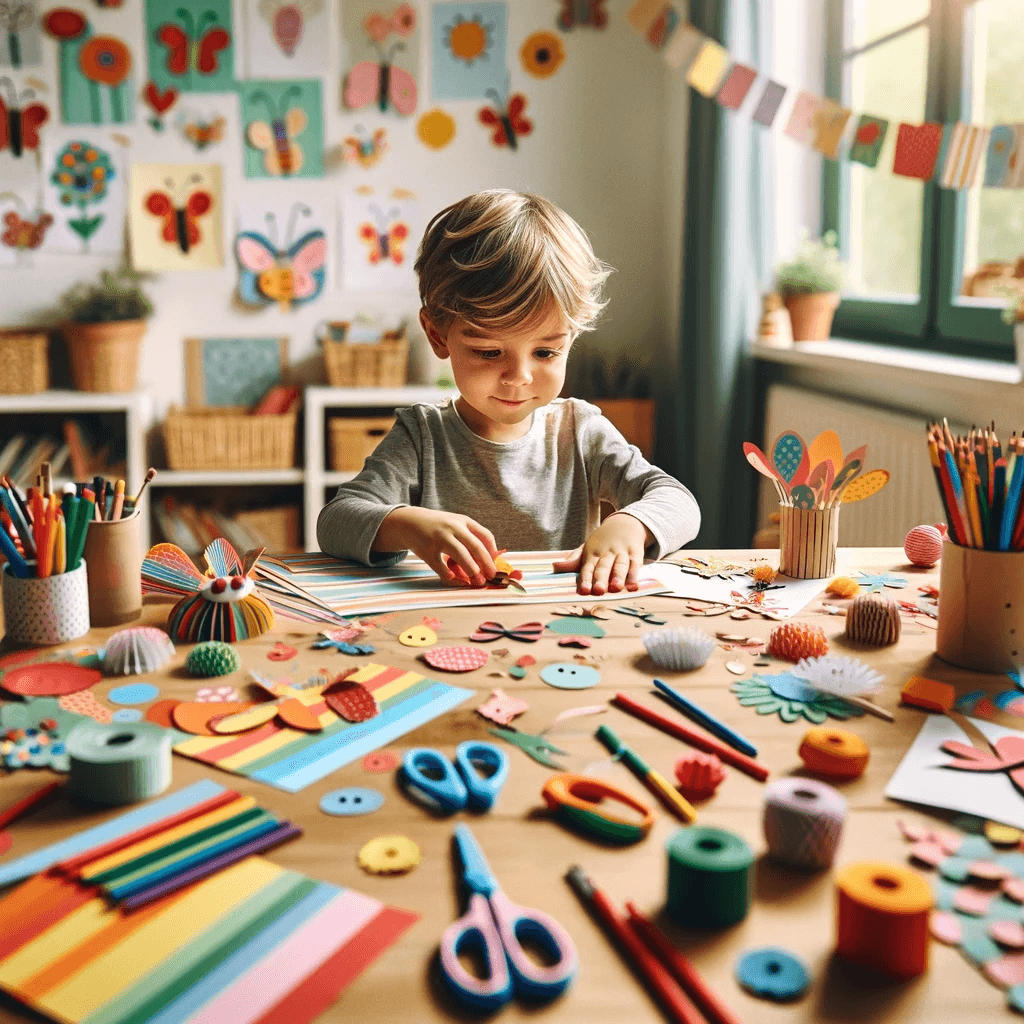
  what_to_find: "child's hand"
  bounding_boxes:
[375,507,499,586]
[552,514,651,596]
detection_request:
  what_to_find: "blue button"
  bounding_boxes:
[319,787,384,816]
[540,663,601,689]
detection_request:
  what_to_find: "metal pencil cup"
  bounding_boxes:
[2,560,90,645]
[936,545,1024,673]
[82,508,143,627]
[779,505,840,579]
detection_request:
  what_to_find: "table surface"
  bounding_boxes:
[0,548,1012,1024]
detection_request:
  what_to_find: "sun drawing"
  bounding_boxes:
[445,14,492,64]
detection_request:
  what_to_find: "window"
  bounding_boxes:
[823,0,1023,357]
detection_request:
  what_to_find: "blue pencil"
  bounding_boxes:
[652,679,758,758]
[1002,452,1024,550]
[0,523,31,578]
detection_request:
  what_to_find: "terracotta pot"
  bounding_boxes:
[783,292,840,342]
[63,319,146,392]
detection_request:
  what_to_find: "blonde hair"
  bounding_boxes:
[415,190,611,335]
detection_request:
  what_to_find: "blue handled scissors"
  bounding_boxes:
[401,741,509,812]
[440,823,578,1011]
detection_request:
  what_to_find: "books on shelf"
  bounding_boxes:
[0,420,119,490]
[155,496,301,555]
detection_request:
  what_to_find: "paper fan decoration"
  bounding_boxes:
[642,627,716,671]
[792,655,883,697]
[731,672,864,723]
[102,627,176,676]
[141,539,274,643]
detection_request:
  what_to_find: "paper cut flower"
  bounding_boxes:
[520,31,565,78]
[79,36,131,86]
[43,7,87,40]
[732,672,863,723]
[52,142,114,204]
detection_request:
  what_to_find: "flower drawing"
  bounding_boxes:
[51,141,115,247]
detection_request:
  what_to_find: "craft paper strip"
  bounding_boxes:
[984,124,1017,187]
[939,122,990,190]
[892,121,943,180]
[751,79,786,127]
[240,79,323,179]
[145,0,235,92]
[662,22,704,70]
[847,113,889,167]
[431,1,507,101]
[812,101,852,160]
[641,4,682,52]
[685,40,730,97]
[715,62,757,109]
[0,779,227,887]
[626,0,666,33]
[784,90,826,144]
[242,0,328,77]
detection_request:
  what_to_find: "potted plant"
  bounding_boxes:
[775,230,845,341]
[59,267,153,392]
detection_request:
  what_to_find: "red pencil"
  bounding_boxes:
[0,781,60,831]
[612,692,770,782]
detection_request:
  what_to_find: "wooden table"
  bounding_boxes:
[0,549,1011,1024]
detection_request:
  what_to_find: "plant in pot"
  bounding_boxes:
[58,267,153,393]
[775,230,845,341]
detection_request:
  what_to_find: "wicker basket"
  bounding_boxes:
[322,325,408,387]
[0,329,49,394]
[163,407,298,470]
[328,416,396,471]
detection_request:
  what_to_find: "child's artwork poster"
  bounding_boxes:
[0,0,42,68]
[239,79,323,178]
[0,187,52,265]
[42,9,135,124]
[341,0,419,116]
[129,161,223,270]
[0,74,49,160]
[243,0,329,77]
[340,189,417,292]
[145,0,235,93]
[431,1,507,101]
[41,128,124,254]
[234,199,329,311]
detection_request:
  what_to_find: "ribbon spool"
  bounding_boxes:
[762,777,847,869]
[65,721,172,806]
[798,726,869,780]
[835,861,932,977]
[666,825,753,928]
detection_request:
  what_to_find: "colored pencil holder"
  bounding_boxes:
[936,544,1024,673]
[779,505,840,579]
[1,560,90,645]
[81,508,143,627]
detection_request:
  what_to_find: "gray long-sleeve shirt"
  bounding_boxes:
[316,397,701,565]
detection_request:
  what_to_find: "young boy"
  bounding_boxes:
[317,189,700,595]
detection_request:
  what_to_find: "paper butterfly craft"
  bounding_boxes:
[478,89,531,149]
[358,204,408,265]
[2,209,52,252]
[469,621,544,643]
[245,85,307,176]
[343,29,417,115]
[0,76,47,157]
[155,6,231,79]
[342,126,388,167]
[236,202,327,312]
[144,173,212,255]
[181,113,225,150]
[258,0,323,56]
[557,0,607,30]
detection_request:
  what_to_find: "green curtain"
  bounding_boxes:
[675,0,773,547]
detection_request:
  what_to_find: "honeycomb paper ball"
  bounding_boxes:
[674,751,727,801]
[185,641,240,678]
[904,524,945,567]
[767,623,829,662]
[826,577,860,599]
[845,594,902,646]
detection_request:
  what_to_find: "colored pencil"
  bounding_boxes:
[0,781,61,830]
[652,679,757,757]
[0,525,30,578]
[111,478,125,520]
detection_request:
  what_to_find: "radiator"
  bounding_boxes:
[758,384,955,547]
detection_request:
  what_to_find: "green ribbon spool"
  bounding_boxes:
[666,825,754,928]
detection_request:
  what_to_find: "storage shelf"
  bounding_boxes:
[151,469,305,486]
[307,385,453,408]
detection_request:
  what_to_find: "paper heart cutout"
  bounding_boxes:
[323,680,379,722]
[144,81,178,114]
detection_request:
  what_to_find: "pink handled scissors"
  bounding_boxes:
[439,823,578,1012]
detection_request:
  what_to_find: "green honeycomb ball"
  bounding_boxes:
[185,641,240,678]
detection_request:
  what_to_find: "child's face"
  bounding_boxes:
[421,305,573,442]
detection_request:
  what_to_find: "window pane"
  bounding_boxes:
[846,0,928,51]
[961,0,1024,304]
[844,23,928,297]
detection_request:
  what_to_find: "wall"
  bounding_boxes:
[0,0,690,437]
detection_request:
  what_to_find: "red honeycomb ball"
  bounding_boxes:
[767,622,829,662]
[674,751,727,801]
[904,524,945,568]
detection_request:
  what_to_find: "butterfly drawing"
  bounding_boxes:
[478,89,532,150]
[343,41,417,115]
[245,86,307,176]
[155,6,231,82]
[144,173,212,255]
[181,112,225,150]
[0,76,47,157]
[557,0,607,30]
[342,126,388,168]
[358,204,408,265]
[235,203,327,312]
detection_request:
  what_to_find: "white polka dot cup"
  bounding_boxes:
[2,560,91,646]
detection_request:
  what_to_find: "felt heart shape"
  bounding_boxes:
[144,82,178,114]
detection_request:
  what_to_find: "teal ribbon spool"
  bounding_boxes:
[66,721,172,806]
[666,825,754,928]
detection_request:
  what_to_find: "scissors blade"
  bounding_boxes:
[454,823,498,896]
[488,727,568,770]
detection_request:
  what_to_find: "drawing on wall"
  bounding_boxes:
[129,161,223,270]
[416,108,455,149]
[179,107,226,150]
[240,79,322,178]
[43,131,123,253]
[0,189,51,264]
[556,0,607,30]
[478,88,531,149]
[235,201,328,312]
[145,0,234,92]
[0,75,47,156]
[244,0,327,76]
[142,80,178,131]
[342,125,388,167]
[186,335,287,407]
[340,189,416,292]
[520,31,564,78]
[431,1,506,101]
[341,1,418,116]
[43,8,134,124]
[0,0,41,68]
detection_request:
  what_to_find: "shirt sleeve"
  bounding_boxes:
[580,407,701,558]
[315,416,421,565]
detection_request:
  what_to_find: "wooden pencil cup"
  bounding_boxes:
[936,544,1024,673]
[779,505,840,579]
[1,560,90,645]
[81,508,143,627]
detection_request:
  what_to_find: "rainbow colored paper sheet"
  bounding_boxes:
[172,663,473,792]
[253,550,672,624]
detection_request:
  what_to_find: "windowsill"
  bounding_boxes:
[749,338,1022,392]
